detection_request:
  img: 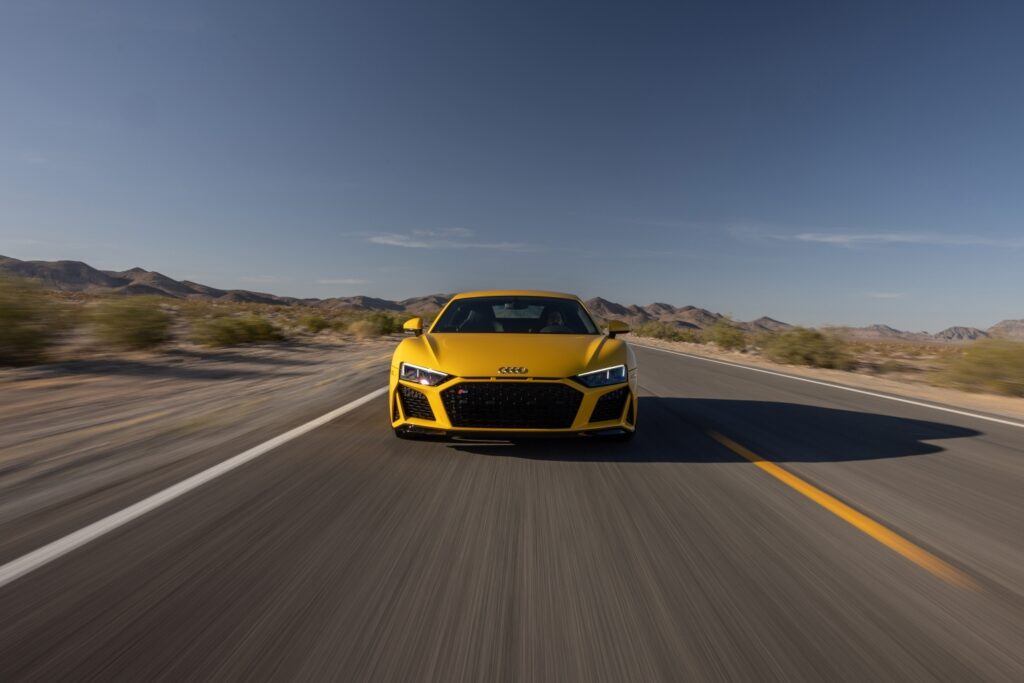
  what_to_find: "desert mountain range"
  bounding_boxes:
[2,255,1020,342]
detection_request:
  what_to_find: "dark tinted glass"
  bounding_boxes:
[431,297,599,334]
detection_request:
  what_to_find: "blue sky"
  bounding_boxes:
[1,1,1022,331]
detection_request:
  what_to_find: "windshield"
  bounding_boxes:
[431,296,600,334]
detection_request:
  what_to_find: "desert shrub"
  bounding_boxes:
[0,276,67,364]
[706,319,747,351]
[764,328,854,370]
[301,314,330,333]
[347,312,402,337]
[874,359,905,375]
[635,320,704,343]
[91,296,172,350]
[636,320,681,341]
[178,300,210,317]
[940,340,1024,396]
[749,331,778,349]
[347,319,379,338]
[675,328,704,344]
[191,315,284,346]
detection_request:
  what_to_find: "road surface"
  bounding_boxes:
[1,345,1022,681]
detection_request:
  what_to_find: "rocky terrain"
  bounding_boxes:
[988,319,1024,340]
[934,326,990,342]
[0,255,447,313]
[581,297,791,333]
[2,255,1021,341]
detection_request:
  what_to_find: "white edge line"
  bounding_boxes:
[631,343,1024,430]
[0,386,389,590]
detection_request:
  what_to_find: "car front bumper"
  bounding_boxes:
[389,375,637,436]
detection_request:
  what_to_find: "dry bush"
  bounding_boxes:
[940,341,1024,396]
[91,296,172,350]
[0,276,67,364]
[346,319,379,338]
[749,331,778,349]
[706,319,747,351]
[635,320,703,343]
[346,312,402,337]
[191,315,285,347]
[872,359,906,375]
[764,328,855,370]
[301,314,330,333]
[675,328,704,344]
[636,320,680,341]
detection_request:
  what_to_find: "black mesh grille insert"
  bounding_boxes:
[398,385,435,421]
[590,387,630,423]
[441,382,583,429]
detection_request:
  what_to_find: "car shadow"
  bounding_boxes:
[445,396,981,463]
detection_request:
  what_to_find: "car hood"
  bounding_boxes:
[404,333,626,378]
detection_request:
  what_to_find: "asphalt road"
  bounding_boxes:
[1,345,1022,681]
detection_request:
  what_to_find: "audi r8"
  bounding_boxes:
[389,290,637,439]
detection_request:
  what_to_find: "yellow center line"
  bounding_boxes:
[707,430,979,591]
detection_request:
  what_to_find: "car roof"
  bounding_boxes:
[449,290,581,301]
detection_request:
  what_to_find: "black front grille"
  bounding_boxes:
[590,387,630,423]
[441,382,583,429]
[398,385,435,420]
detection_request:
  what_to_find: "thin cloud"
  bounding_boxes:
[317,278,368,285]
[782,232,1024,248]
[367,228,533,251]
[864,292,905,299]
[409,228,473,238]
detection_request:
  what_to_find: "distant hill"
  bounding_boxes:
[318,295,405,312]
[583,298,789,332]
[934,326,989,342]
[0,255,298,305]
[825,324,933,342]
[1,254,125,290]
[827,322,1018,344]
[3,255,1020,340]
[988,319,1024,341]
[400,295,452,316]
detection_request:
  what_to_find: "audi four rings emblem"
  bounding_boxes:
[498,366,528,374]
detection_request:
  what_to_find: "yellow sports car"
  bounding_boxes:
[389,290,638,440]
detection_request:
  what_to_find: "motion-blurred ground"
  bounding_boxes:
[0,336,394,562]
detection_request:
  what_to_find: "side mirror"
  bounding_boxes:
[606,320,630,338]
[403,317,423,336]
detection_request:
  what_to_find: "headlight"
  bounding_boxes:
[399,362,450,386]
[572,364,627,387]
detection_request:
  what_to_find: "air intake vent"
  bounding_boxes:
[590,387,630,423]
[398,385,435,421]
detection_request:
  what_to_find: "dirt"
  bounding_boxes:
[0,335,397,559]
